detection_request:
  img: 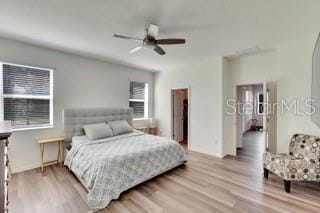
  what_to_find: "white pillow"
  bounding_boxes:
[83,123,113,140]
[108,120,133,135]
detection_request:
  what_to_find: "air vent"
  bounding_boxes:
[236,46,260,55]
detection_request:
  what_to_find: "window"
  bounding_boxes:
[258,93,264,114]
[0,62,53,130]
[129,81,148,119]
[245,90,250,102]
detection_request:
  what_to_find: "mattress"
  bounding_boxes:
[64,131,186,210]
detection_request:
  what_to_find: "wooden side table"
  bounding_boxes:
[135,127,157,135]
[148,127,157,135]
[135,127,148,133]
[37,137,64,172]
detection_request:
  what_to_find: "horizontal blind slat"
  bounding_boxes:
[3,64,50,95]
[4,98,50,128]
[129,81,145,100]
[129,101,145,118]
[129,81,146,118]
[2,63,52,128]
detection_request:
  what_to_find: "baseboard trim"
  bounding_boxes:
[12,163,41,174]
[13,149,224,173]
[12,161,60,174]
[188,148,224,158]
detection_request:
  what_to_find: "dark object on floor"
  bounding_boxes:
[66,143,72,151]
[250,118,258,131]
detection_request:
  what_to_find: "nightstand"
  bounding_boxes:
[37,137,64,172]
[135,127,157,135]
[148,127,157,135]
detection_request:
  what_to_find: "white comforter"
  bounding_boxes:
[64,131,186,210]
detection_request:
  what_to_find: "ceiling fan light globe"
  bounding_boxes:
[129,46,143,54]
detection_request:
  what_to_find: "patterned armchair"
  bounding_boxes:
[263,134,320,193]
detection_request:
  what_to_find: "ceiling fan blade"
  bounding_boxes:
[113,34,142,41]
[156,39,186,45]
[154,45,166,55]
[129,46,143,54]
[147,24,159,38]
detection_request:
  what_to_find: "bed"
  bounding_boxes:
[63,108,186,210]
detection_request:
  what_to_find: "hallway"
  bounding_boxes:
[237,131,265,162]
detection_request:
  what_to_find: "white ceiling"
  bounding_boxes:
[1,0,320,71]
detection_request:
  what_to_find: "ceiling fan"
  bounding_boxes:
[113,24,186,55]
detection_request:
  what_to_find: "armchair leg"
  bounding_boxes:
[263,168,269,179]
[284,180,291,193]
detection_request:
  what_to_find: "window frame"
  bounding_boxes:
[0,62,54,131]
[129,81,149,120]
[257,92,264,115]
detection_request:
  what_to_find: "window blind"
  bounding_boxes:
[129,101,145,118]
[130,81,145,100]
[4,98,50,127]
[129,81,148,118]
[1,63,53,129]
[3,64,50,95]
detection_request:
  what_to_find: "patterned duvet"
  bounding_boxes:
[64,131,186,210]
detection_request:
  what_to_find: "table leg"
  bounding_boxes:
[40,144,44,172]
[57,141,61,165]
[61,141,64,165]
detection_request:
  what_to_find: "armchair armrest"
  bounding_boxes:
[263,152,291,164]
[263,152,292,179]
[263,152,313,180]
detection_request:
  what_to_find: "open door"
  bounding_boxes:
[236,86,245,148]
[263,82,277,152]
[172,90,184,142]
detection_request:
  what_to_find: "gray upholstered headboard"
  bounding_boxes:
[63,108,133,142]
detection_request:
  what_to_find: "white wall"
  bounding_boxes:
[223,51,277,155]
[155,34,320,158]
[276,35,320,153]
[223,34,320,155]
[0,37,154,173]
[154,57,224,157]
[228,51,277,85]
[155,40,319,157]
[222,58,234,155]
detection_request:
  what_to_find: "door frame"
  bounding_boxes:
[171,86,191,150]
[234,82,265,155]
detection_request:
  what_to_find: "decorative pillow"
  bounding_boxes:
[83,123,113,140]
[108,120,133,135]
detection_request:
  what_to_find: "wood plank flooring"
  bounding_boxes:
[236,131,265,162]
[9,135,320,212]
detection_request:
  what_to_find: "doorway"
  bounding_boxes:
[171,88,189,150]
[236,83,265,161]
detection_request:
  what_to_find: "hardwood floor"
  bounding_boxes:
[236,131,265,162]
[9,143,320,212]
